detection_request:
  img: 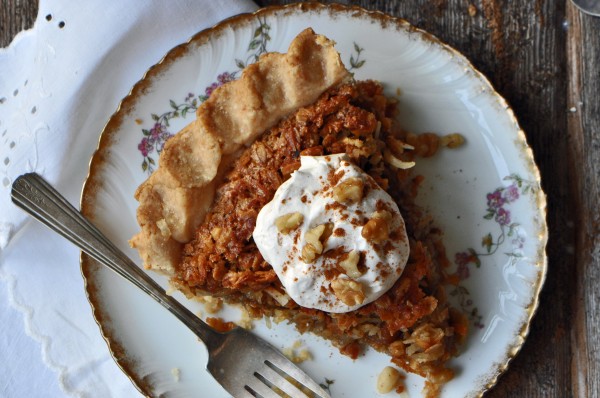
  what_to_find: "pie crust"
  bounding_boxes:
[131,28,351,274]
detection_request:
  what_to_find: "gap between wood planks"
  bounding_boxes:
[566,2,600,398]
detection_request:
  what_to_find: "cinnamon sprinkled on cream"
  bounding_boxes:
[253,154,410,313]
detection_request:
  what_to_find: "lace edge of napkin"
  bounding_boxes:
[0,260,85,397]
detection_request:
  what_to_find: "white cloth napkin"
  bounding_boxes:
[0,1,257,396]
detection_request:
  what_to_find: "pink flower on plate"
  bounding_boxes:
[205,82,220,97]
[138,137,153,157]
[455,251,472,266]
[512,234,525,249]
[503,184,520,203]
[149,123,166,143]
[486,189,506,209]
[205,72,236,97]
[156,130,172,153]
[457,262,470,280]
[217,72,235,84]
[495,207,511,226]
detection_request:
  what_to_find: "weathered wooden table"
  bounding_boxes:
[2,1,598,397]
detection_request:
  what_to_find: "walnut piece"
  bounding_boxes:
[321,222,334,243]
[275,212,304,234]
[339,250,362,278]
[333,177,364,204]
[301,224,332,263]
[301,243,320,263]
[376,366,403,394]
[305,224,326,249]
[361,216,389,244]
[331,278,365,306]
[373,210,392,222]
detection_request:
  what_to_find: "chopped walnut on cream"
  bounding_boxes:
[254,154,410,313]
[333,177,364,204]
[362,216,389,244]
[275,212,304,234]
[301,242,320,263]
[339,250,362,278]
[301,223,332,263]
[302,224,325,262]
[373,209,393,222]
[331,278,366,306]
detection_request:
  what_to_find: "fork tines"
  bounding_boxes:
[245,358,327,398]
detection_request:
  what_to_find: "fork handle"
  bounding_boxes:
[11,173,221,346]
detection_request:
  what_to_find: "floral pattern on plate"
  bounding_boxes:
[137,19,271,173]
[136,19,367,174]
[450,174,539,329]
[81,5,547,398]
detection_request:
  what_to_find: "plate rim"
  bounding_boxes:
[79,2,549,397]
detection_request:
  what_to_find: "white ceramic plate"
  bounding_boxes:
[81,4,547,398]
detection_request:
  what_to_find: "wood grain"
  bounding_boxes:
[2,1,599,397]
[566,2,600,397]
[0,0,38,47]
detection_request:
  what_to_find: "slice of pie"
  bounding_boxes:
[131,28,467,397]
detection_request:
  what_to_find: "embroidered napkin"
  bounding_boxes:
[0,0,257,396]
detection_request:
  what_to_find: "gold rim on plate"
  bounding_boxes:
[80,3,548,397]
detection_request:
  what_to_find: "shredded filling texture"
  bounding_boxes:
[174,81,467,396]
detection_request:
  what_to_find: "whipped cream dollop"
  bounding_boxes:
[253,154,410,313]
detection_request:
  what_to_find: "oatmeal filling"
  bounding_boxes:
[173,81,467,395]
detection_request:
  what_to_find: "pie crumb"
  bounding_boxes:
[376,366,405,394]
[196,296,223,314]
[236,306,254,330]
[164,283,177,296]
[171,368,181,382]
[283,340,313,363]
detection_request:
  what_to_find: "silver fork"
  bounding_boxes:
[11,173,331,398]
